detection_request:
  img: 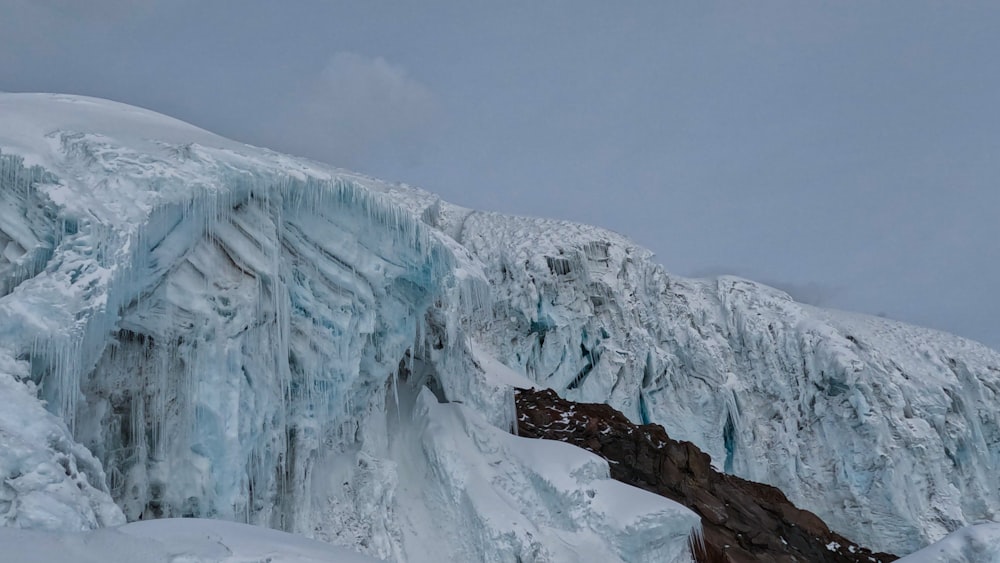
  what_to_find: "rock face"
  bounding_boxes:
[515,387,899,563]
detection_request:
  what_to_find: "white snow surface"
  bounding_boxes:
[0,356,124,531]
[897,523,1000,563]
[0,518,383,562]
[1,92,999,558]
[0,93,697,562]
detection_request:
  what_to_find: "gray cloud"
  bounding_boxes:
[270,52,438,170]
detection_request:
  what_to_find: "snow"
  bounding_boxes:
[2,91,999,559]
[897,523,1000,563]
[390,388,697,562]
[421,202,1000,555]
[0,93,697,562]
[0,518,383,562]
[471,339,540,390]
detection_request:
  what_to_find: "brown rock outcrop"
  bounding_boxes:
[515,387,898,563]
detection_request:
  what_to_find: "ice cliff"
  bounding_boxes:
[408,203,1000,555]
[0,93,696,562]
[0,93,998,559]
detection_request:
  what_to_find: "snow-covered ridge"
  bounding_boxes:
[0,93,697,562]
[1,92,998,558]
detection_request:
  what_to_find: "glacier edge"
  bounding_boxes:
[3,91,1000,558]
[0,92,700,562]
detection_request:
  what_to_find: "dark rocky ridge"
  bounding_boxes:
[514,387,899,563]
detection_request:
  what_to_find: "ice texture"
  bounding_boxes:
[0,353,124,531]
[897,523,1000,563]
[0,93,698,562]
[391,388,698,563]
[415,205,1000,555]
[3,92,999,558]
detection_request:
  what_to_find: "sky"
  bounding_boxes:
[2,1,998,350]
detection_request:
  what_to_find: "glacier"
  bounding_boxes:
[1,92,999,559]
[433,205,1000,555]
[0,93,697,562]
[0,518,384,562]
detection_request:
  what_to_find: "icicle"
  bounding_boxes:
[392,364,401,426]
[688,522,706,560]
[416,313,425,360]
[507,387,519,435]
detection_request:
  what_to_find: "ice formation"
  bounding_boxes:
[0,93,697,562]
[1,92,998,559]
[0,355,123,531]
[412,204,1000,555]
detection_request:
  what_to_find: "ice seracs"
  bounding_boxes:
[0,93,698,562]
[1,92,998,559]
[430,201,1000,554]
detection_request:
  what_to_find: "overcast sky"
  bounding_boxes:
[2,1,998,350]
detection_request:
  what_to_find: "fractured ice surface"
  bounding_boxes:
[2,92,999,559]
[415,204,1000,555]
[0,93,697,562]
[0,353,123,531]
[896,523,1000,563]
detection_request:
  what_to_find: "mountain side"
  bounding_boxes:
[393,199,1000,554]
[516,387,899,563]
[0,92,697,562]
[1,93,999,559]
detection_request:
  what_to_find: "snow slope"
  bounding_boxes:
[897,523,1000,563]
[0,518,384,562]
[0,93,697,562]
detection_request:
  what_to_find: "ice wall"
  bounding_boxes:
[431,206,1000,555]
[0,138,479,544]
[12,91,1000,558]
[0,93,699,562]
[389,388,698,563]
[0,350,124,531]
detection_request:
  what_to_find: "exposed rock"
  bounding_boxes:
[515,388,899,563]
